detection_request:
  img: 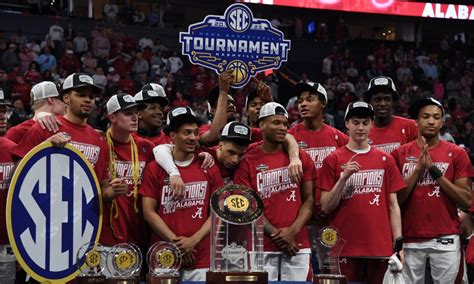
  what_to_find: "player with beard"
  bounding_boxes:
[233,102,316,281]
[12,73,126,206]
[364,76,417,153]
[391,98,472,283]
[6,81,66,143]
[0,89,16,284]
[318,102,405,283]
[140,106,224,281]
[133,83,171,145]
[100,94,155,269]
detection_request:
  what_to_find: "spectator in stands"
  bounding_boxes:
[106,66,120,91]
[171,91,190,108]
[40,34,56,54]
[168,51,183,74]
[81,51,97,75]
[92,67,107,89]
[27,38,40,54]
[49,20,64,56]
[366,61,382,80]
[424,59,438,80]
[118,72,136,94]
[132,52,149,77]
[322,55,332,79]
[18,45,37,73]
[37,46,57,73]
[148,4,160,27]
[24,62,41,84]
[191,74,208,102]
[445,75,462,99]
[63,22,76,41]
[2,44,19,73]
[12,99,27,122]
[133,9,146,24]
[93,29,110,58]
[432,77,445,101]
[153,38,168,52]
[103,0,119,23]
[108,53,130,78]
[11,76,31,111]
[60,49,80,75]
[397,60,412,82]
[138,32,154,51]
[73,31,88,57]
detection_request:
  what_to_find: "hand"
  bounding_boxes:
[47,132,71,148]
[173,236,198,255]
[110,178,128,198]
[341,154,360,180]
[198,151,215,169]
[288,156,303,184]
[269,228,287,251]
[284,240,300,257]
[272,226,297,247]
[219,70,234,94]
[181,252,196,268]
[170,175,185,201]
[252,77,272,102]
[417,137,433,170]
[34,112,62,133]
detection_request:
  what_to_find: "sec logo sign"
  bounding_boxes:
[6,142,102,282]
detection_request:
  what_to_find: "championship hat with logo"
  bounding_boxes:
[61,73,102,94]
[106,93,140,115]
[295,81,328,103]
[258,102,288,120]
[135,83,169,107]
[0,88,12,106]
[364,76,399,102]
[164,106,199,135]
[31,81,60,102]
[408,97,444,119]
[344,101,375,120]
[221,121,252,145]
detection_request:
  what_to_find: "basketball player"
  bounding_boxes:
[140,106,224,281]
[318,101,405,283]
[233,102,316,281]
[12,73,125,204]
[364,76,417,153]
[0,89,16,284]
[391,98,472,283]
[6,81,66,143]
[133,83,171,145]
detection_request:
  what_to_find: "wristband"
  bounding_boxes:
[393,236,403,253]
[428,165,443,179]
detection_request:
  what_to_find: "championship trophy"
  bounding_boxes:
[105,243,143,284]
[207,184,268,284]
[313,227,347,284]
[76,243,107,283]
[146,242,181,284]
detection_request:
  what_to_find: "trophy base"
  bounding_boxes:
[75,275,106,283]
[206,271,268,284]
[313,274,347,284]
[104,277,139,284]
[146,274,181,284]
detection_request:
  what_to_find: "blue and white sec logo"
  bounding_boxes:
[6,142,102,283]
[226,4,252,32]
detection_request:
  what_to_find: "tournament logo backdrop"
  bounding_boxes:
[6,142,102,283]
[180,3,291,88]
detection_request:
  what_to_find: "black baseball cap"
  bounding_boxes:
[408,97,444,119]
[0,88,12,107]
[344,101,375,121]
[134,87,169,107]
[164,106,199,135]
[106,93,141,115]
[221,121,252,146]
[364,76,399,102]
[61,73,102,94]
[295,82,328,103]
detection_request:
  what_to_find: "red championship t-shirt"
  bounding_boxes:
[0,137,16,245]
[317,146,406,257]
[233,143,316,252]
[100,136,155,247]
[391,140,473,241]
[12,115,110,182]
[369,116,418,153]
[140,158,224,269]
[132,130,171,146]
[5,119,35,144]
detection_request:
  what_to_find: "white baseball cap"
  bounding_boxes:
[106,93,140,115]
[258,102,289,120]
[31,81,60,102]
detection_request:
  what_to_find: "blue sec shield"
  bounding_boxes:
[6,142,102,283]
[180,3,291,88]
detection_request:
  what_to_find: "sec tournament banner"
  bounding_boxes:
[6,142,102,283]
[179,3,291,88]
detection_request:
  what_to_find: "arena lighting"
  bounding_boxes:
[237,1,474,21]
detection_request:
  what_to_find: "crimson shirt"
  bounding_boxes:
[100,136,155,247]
[317,146,406,257]
[6,119,35,143]
[391,140,473,241]
[233,143,316,252]
[132,131,171,146]
[140,158,224,269]
[0,137,16,244]
[369,116,417,153]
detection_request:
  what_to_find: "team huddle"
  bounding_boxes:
[0,72,473,283]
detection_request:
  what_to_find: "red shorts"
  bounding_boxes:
[340,257,388,283]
